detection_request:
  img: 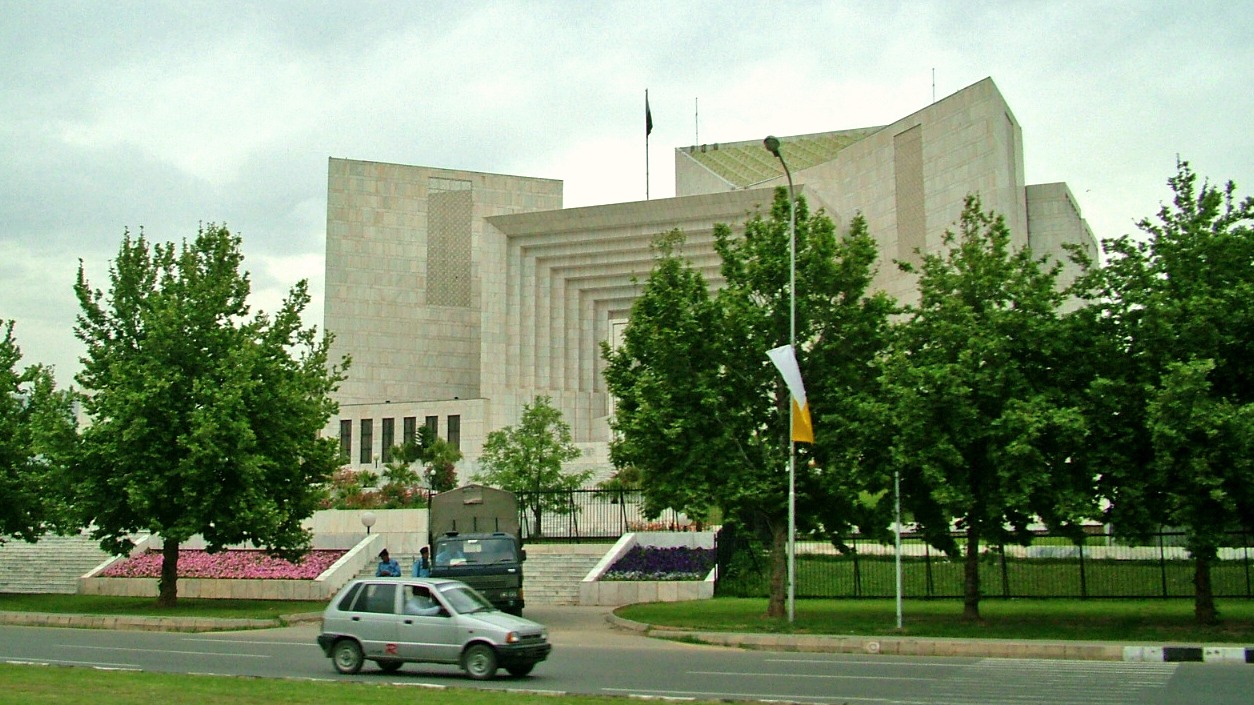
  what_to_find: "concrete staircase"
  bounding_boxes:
[523,544,609,605]
[0,531,114,594]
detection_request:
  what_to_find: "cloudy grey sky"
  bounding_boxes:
[3,1,1251,387]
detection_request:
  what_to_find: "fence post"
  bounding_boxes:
[999,544,1010,597]
[1159,530,1169,598]
[924,543,934,598]
[1078,540,1087,599]
[1245,530,1251,598]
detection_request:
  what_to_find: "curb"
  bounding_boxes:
[1123,645,1254,663]
[0,610,276,632]
[606,611,1254,664]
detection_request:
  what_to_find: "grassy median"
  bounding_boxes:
[618,597,1254,643]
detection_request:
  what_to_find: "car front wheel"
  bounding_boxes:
[462,643,498,680]
[332,639,364,675]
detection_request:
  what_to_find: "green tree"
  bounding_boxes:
[604,192,894,618]
[1074,162,1254,624]
[879,195,1094,620]
[0,321,77,542]
[602,230,723,527]
[475,395,588,538]
[71,225,349,607]
[423,437,463,493]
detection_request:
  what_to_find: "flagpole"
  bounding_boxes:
[645,89,651,200]
[764,135,797,624]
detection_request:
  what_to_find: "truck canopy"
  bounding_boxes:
[429,484,520,538]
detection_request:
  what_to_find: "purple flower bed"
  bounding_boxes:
[99,549,347,580]
[602,545,715,581]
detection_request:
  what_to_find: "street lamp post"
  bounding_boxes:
[764,135,797,624]
[361,511,377,535]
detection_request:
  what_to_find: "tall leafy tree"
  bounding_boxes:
[605,192,893,617]
[602,230,724,526]
[71,225,349,606]
[474,395,589,537]
[879,195,1093,620]
[1074,162,1254,624]
[0,321,77,542]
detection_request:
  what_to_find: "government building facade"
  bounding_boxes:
[321,77,1097,482]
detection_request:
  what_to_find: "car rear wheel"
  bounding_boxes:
[462,643,498,680]
[332,639,364,675]
[506,663,535,677]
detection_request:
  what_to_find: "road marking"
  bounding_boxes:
[604,687,893,704]
[183,637,314,646]
[924,658,1177,705]
[5,657,141,669]
[689,670,937,682]
[767,658,966,668]
[58,645,269,658]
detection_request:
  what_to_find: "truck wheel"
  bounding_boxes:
[332,639,364,674]
[463,643,498,680]
[506,663,535,677]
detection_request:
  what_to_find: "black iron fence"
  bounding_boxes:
[715,528,1254,599]
[514,489,695,543]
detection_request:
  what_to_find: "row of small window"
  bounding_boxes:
[338,415,461,464]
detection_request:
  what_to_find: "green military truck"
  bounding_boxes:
[428,484,527,615]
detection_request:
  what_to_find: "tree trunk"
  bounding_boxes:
[1193,551,1218,625]
[962,525,982,621]
[766,521,787,618]
[530,504,544,539]
[157,539,179,608]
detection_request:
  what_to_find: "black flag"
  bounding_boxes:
[646,91,653,137]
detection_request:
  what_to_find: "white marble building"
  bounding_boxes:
[322,77,1096,482]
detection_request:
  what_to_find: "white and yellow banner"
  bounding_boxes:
[766,344,814,444]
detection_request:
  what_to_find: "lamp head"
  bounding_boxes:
[763,135,782,158]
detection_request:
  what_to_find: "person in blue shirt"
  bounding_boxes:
[412,546,431,577]
[375,548,400,577]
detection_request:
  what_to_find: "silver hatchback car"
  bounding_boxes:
[317,577,552,679]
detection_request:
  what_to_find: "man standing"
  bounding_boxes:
[376,549,400,577]
[412,546,431,577]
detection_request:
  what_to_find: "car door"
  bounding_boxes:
[346,582,401,660]
[396,583,461,663]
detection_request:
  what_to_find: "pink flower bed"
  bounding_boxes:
[100,549,347,580]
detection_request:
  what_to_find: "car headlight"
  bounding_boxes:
[506,631,520,644]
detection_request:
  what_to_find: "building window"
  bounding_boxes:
[381,418,395,462]
[447,415,460,451]
[425,415,439,440]
[360,419,373,464]
[339,420,352,462]
[403,416,417,446]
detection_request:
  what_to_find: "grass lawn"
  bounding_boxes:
[0,593,324,620]
[0,664,641,705]
[617,597,1254,644]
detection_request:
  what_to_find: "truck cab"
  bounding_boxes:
[430,531,525,614]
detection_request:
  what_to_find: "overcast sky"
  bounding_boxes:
[3,1,1251,387]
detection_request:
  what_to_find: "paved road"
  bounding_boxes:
[3,606,1254,704]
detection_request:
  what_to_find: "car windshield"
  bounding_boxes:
[433,537,517,566]
[438,584,496,614]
